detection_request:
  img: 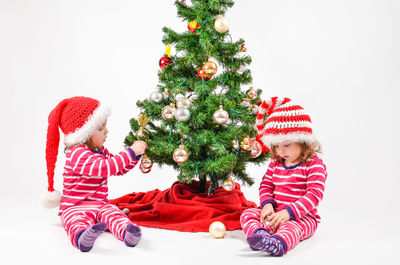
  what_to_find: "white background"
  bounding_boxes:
[1,0,399,264]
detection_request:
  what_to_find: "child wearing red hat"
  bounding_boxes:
[41,96,147,252]
[240,97,327,256]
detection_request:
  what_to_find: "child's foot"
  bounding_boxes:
[124,223,142,247]
[247,229,270,251]
[77,222,107,252]
[247,234,286,256]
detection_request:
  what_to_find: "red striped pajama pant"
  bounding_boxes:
[60,201,134,248]
[240,208,318,252]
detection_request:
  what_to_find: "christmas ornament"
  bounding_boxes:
[240,43,247,52]
[188,20,201,33]
[186,91,198,101]
[202,60,218,76]
[213,105,229,125]
[150,91,163,103]
[175,107,190,122]
[214,15,229,33]
[240,98,252,108]
[240,136,253,151]
[139,163,151,174]
[173,144,189,164]
[252,104,259,114]
[159,55,172,69]
[141,154,153,169]
[162,88,170,99]
[222,177,235,191]
[246,87,257,100]
[198,68,211,81]
[209,221,226,238]
[175,93,185,102]
[162,103,176,120]
[122,208,130,215]
[232,140,239,150]
[250,140,262,158]
[135,127,149,141]
[176,97,192,109]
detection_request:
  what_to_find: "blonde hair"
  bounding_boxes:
[270,141,322,164]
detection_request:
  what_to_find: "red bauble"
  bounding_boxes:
[197,68,211,81]
[159,55,172,69]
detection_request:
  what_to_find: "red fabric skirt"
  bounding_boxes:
[110,181,257,232]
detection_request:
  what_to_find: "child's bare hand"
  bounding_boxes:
[130,140,147,155]
[260,203,275,224]
[268,209,291,229]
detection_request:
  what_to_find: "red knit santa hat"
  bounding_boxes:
[40,96,110,208]
[256,97,316,148]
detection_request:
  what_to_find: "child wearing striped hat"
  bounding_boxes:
[240,97,327,256]
[41,96,147,252]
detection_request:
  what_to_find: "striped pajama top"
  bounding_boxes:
[259,154,327,222]
[58,145,140,215]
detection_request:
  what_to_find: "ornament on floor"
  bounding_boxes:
[150,90,163,103]
[188,19,201,33]
[222,177,235,191]
[162,103,176,120]
[214,15,229,33]
[135,114,149,141]
[209,221,226,238]
[173,141,189,164]
[246,87,258,100]
[250,139,262,158]
[202,60,218,76]
[198,68,211,81]
[240,136,253,151]
[122,208,130,215]
[159,44,172,69]
[240,43,247,52]
[175,107,190,122]
[140,154,153,173]
[213,105,229,125]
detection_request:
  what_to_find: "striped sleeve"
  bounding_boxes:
[259,161,276,209]
[70,147,136,177]
[105,148,141,176]
[286,158,327,220]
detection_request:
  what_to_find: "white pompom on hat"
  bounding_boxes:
[41,97,110,208]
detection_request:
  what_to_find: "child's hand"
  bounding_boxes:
[267,209,291,229]
[130,140,147,155]
[260,203,275,224]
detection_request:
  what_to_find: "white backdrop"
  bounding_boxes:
[1,0,399,264]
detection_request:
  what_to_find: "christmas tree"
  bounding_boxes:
[125,0,270,193]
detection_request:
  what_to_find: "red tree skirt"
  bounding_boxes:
[110,180,257,232]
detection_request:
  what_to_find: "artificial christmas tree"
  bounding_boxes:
[124,0,270,194]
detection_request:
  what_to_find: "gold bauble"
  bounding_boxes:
[240,98,252,108]
[240,136,253,151]
[162,88,170,99]
[222,177,235,191]
[176,98,192,109]
[162,103,176,120]
[209,221,226,238]
[173,144,189,164]
[135,127,149,141]
[214,15,229,33]
[213,105,229,125]
[202,60,218,76]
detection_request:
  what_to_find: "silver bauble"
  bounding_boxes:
[175,93,185,102]
[214,15,230,33]
[213,105,229,125]
[150,91,163,103]
[176,98,192,109]
[175,107,190,122]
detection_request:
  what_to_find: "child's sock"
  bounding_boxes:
[124,223,142,247]
[77,222,107,252]
[248,229,270,251]
[247,233,286,256]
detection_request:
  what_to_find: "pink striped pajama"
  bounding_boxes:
[58,145,140,248]
[240,154,327,252]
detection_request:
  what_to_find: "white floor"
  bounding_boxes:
[2,191,399,265]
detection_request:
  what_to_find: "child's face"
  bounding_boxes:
[90,120,108,148]
[273,141,302,164]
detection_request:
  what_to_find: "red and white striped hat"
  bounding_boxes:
[256,97,316,148]
[41,96,110,208]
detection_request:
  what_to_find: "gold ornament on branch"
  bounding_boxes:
[214,15,229,33]
[222,177,235,191]
[209,221,226,238]
[176,97,192,109]
[246,87,258,100]
[173,144,189,164]
[202,60,218,76]
[240,136,253,151]
[162,103,176,120]
[213,105,229,125]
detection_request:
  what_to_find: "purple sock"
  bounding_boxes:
[124,223,142,247]
[247,229,270,251]
[77,222,107,252]
[247,233,286,256]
